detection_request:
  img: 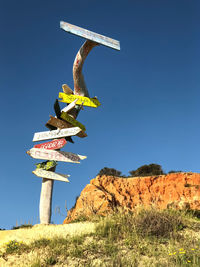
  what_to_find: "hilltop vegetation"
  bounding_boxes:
[0,207,200,266]
[97,163,182,178]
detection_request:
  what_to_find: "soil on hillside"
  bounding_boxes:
[0,222,95,250]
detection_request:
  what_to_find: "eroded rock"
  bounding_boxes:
[63,173,200,224]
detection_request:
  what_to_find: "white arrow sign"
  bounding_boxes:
[27,148,87,163]
[61,99,78,113]
[33,127,81,142]
[33,169,70,182]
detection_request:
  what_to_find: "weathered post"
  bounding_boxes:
[39,176,54,224]
[27,21,120,225]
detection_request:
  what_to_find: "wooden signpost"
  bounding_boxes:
[46,116,87,138]
[27,20,120,225]
[34,138,67,150]
[60,112,86,131]
[59,92,101,108]
[33,169,70,183]
[27,148,87,163]
[33,127,81,142]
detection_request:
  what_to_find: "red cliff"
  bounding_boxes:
[63,172,200,224]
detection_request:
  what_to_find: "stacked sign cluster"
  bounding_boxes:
[27,85,101,183]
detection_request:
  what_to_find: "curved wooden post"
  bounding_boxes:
[73,40,99,97]
[69,40,99,119]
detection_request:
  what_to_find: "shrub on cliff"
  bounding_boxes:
[168,170,183,174]
[97,167,122,177]
[129,164,164,177]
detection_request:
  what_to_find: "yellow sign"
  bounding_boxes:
[60,112,86,131]
[59,92,101,108]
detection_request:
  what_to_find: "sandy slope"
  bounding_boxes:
[0,222,96,266]
[0,222,96,250]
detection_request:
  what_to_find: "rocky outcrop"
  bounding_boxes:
[63,172,200,224]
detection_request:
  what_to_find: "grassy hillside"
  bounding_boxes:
[0,207,200,266]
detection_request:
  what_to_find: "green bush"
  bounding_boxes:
[129,163,164,177]
[12,224,33,230]
[168,170,183,174]
[134,209,185,238]
[4,240,28,254]
[97,167,122,177]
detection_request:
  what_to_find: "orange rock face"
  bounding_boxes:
[63,173,200,224]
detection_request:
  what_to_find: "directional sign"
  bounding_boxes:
[47,116,71,129]
[60,21,120,51]
[33,127,81,142]
[45,123,75,144]
[33,169,70,183]
[60,112,86,132]
[62,84,74,95]
[34,139,67,150]
[61,99,78,113]
[54,99,61,119]
[46,116,87,138]
[59,92,101,108]
[35,161,57,170]
[27,148,87,163]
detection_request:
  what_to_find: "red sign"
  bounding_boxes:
[34,138,67,150]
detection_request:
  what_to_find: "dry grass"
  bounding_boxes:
[0,222,95,248]
[0,208,200,266]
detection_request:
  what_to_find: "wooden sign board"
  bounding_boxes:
[27,148,87,163]
[60,112,86,132]
[46,116,87,138]
[60,21,120,51]
[33,127,81,142]
[62,84,74,95]
[34,139,67,150]
[45,123,75,144]
[54,99,61,119]
[76,130,87,138]
[35,161,57,170]
[61,99,78,113]
[59,92,101,108]
[33,169,70,183]
[47,116,71,129]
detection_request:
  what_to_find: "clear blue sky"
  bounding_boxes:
[0,0,199,229]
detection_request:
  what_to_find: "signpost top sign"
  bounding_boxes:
[60,21,120,51]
